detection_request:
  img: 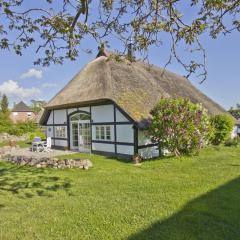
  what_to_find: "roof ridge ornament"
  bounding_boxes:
[96,43,110,58]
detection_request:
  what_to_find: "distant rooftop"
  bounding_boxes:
[12,101,32,112]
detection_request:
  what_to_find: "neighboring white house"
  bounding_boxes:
[40,50,225,159]
[232,119,240,138]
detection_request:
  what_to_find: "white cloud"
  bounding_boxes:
[20,68,43,79]
[42,83,58,88]
[0,80,41,99]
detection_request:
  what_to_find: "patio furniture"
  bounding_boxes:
[32,137,44,152]
[42,137,52,152]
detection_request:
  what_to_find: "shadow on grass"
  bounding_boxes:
[128,177,240,240]
[0,162,72,199]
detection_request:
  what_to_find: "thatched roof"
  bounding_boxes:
[12,101,32,112]
[41,55,225,124]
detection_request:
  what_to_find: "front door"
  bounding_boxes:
[70,121,91,152]
[78,122,91,152]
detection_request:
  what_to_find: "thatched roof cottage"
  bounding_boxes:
[40,51,225,158]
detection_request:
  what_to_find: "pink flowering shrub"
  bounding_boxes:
[150,98,213,156]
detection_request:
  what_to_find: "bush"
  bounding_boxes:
[16,120,37,134]
[224,137,239,147]
[0,112,12,133]
[150,98,213,156]
[8,127,24,136]
[0,113,38,136]
[29,129,46,141]
[211,114,234,145]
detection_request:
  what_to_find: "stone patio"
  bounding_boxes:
[1,147,77,158]
[0,147,93,169]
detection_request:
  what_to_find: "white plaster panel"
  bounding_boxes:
[67,108,77,114]
[54,139,68,147]
[54,109,67,124]
[117,145,134,155]
[46,126,54,138]
[138,146,159,159]
[231,126,238,138]
[91,105,114,123]
[138,130,152,146]
[92,143,115,152]
[116,124,134,143]
[116,108,129,122]
[47,111,53,124]
[78,107,90,112]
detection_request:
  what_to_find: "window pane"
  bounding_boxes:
[106,126,111,140]
[100,126,105,140]
[70,113,90,121]
[96,126,99,140]
[71,115,79,121]
[80,113,90,120]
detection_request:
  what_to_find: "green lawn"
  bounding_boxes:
[0,146,240,240]
[0,140,31,148]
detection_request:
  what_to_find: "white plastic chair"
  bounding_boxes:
[32,137,42,152]
[43,137,52,152]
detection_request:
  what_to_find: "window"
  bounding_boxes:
[55,126,66,138]
[95,125,111,141]
[27,112,32,116]
[70,113,90,121]
[13,112,18,116]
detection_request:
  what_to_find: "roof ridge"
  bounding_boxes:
[12,101,32,112]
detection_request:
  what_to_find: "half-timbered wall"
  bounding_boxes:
[91,104,134,156]
[45,103,160,158]
[45,103,135,157]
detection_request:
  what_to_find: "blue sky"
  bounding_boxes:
[0,3,239,110]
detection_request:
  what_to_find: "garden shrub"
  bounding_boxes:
[224,137,239,147]
[0,112,38,136]
[0,112,12,133]
[16,120,37,134]
[8,126,24,136]
[150,98,213,156]
[29,129,46,141]
[210,114,234,145]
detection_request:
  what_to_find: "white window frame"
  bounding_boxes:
[55,126,66,138]
[96,125,111,141]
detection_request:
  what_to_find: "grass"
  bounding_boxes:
[0,140,31,148]
[0,146,240,239]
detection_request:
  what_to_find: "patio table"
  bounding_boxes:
[32,141,45,152]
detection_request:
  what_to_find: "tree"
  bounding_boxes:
[0,94,12,133]
[150,98,213,156]
[30,100,46,114]
[210,114,235,145]
[0,94,9,114]
[0,0,239,82]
